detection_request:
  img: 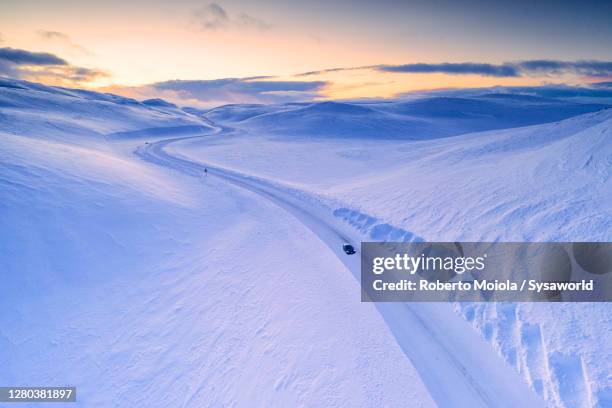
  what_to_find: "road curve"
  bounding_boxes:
[136,132,544,408]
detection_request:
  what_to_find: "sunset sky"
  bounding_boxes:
[1,0,611,106]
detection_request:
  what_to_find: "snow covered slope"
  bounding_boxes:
[173,104,612,407]
[0,78,212,146]
[1,77,610,407]
[0,78,437,407]
[204,95,608,139]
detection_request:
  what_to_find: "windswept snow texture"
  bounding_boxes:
[1,77,610,407]
[0,78,435,407]
[174,98,612,407]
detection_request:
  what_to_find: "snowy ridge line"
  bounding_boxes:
[136,134,544,408]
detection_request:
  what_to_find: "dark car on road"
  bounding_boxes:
[343,244,356,255]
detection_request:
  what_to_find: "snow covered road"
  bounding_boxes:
[137,132,544,407]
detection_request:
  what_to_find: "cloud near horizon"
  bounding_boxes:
[3,45,612,107]
[297,60,612,78]
[515,60,612,77]
[378,63,519,77]
[0,47,67,65]
[149,78,326,106]
[0,47,108,85]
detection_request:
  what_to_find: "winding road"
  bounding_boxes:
[135,127,544,407]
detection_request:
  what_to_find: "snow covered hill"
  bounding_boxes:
[1,77,610,407]
[0,78,437,406]
[173,103,612,407]
[0,78,212,146]
[205,94,608,139]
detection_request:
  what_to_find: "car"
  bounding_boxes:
[342,243,356,255]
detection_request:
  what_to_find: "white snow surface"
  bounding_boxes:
[1,77,611,407]
[1,79,435,406]
[173,101,612,407]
